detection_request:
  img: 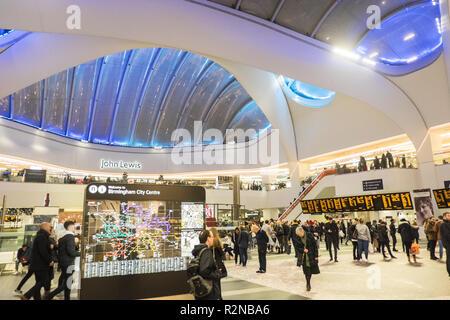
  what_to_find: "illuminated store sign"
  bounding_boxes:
[432,188,450,208]
[100,159,142,170]
[300,192,413,214]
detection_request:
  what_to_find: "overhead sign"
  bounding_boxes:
[432,188,450,208]
[300,192,413,214]
[100,159,142,170]
[362,179,383,191]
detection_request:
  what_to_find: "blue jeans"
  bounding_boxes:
[358,239,369,260]
[239,247,248,266]
[438,240,444,260]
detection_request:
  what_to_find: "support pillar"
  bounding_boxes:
[232,175,241,221]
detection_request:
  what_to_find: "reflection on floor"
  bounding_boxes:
[1,243,448,300]
[225,243,450,300]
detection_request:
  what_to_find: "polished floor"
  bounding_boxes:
[225,242,450,300]
[0,242,448,300]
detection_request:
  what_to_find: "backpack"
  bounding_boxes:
[186,248,213,298]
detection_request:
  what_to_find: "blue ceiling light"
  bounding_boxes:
[0,29,31,48]
[355,0,443,76]
[280,76,335,108]
[0,48,271,149]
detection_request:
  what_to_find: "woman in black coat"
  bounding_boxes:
[296,226,320,292]
[378,222,396,259]
[398,219,416,263]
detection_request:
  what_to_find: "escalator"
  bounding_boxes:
[277,169,336,221]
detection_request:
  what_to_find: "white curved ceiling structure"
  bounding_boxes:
[0,0,449,170]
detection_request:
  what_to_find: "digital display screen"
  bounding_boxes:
[82,184,205,280]
[433,189,450,208]
[300,192,413,214]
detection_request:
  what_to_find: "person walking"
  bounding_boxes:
[209,227,227,300]
[378,221,397,259]
[424,217,438,260]
[348,220,359,260]
[296,226,320,292]
[356,219,372,263]
[439,212,450,277]
[232,228,241,265]
[325,217,339,262]
[253,225,269,273]
[45,221,80,300]
[20,223,53,300]
[390,219,398,252]
[434,216,445,261]
[14,244,32,295]
[191,230,221,300]
[398,219,416,264]
[289,220,300,259]
[237,226,249,267]
[14,244,30,275]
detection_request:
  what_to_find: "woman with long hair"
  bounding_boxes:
[209,227,227,299]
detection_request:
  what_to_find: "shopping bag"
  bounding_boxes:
[368,242,374,253]
[410,243,420,255]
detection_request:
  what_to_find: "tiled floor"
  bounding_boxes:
[225,242,450,300]
[1,242,448,300]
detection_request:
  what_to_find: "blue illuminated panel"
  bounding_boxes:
[0,48,271,148]
[281,76,335,108]
[355,1,443,75]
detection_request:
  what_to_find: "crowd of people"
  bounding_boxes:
[13,221,80,300]
[188,212,450,300]
[335,152,414,175]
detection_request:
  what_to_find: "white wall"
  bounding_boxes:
[434,164,450,188]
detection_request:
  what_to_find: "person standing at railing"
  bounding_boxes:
[401,154,407,168]
[374,156,381,170]
[381,153,387,169]
[386,150,394,168]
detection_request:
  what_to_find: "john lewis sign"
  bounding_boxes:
[100,159,142,170]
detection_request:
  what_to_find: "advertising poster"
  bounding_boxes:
[412,189,434,226]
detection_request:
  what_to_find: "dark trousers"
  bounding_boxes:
[326,237,338,260]
[16,268,33,291]
[24,269,50,300]
[446,249,450,276]
[258,245,267,272]
[276,236,284,253]
[380,241,395,258]
[234,249,241,264]
[404,241,413,257]
[428,240,437,259]
[352,241,359,260]
[239,248,248,266]
[283,235,289,253]
[47,265,74,300]
[391,234,397,250]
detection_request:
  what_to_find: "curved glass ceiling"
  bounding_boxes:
[0,48,270,148]
[281,76,335,108]
[355,0,443,75]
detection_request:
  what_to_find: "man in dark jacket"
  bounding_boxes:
[390,219,398,251]
[253,225,269,273]
[289,221,301,259]
[46,221,80,300]
[378,221,396,259]
[237,226,249,267]
[398,219,416,263]
[191,230,221,300]
[325,217,339,262]
[21,223,53,300]
[440,212,450,277]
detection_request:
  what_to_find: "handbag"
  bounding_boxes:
[213,248,228,279]
[339,230,345,238]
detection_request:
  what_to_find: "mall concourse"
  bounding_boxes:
[0,0,449,301]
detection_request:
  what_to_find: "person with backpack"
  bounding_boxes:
[189,230,221,300]
[424,217,438,260]
[237,226,249,267]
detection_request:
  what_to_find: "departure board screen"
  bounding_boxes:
[433,189,450,208]
[300,192,413,214]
